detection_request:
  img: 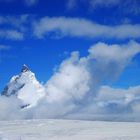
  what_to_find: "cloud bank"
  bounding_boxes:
[33,17,140,39]
[1,15,140,40]
[0,41,140,121]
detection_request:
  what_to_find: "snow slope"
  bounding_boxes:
[1,65,45,107]
[0,119,140,140]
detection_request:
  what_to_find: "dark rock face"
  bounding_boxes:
[1,64,29,96]
[21,64,30,73]
[1,84,25,96]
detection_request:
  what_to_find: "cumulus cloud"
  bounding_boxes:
[33,17,140,39]
[25,40,140,121]
[0,41,140,121]
[82,85,140,121]
[45,41,140,103]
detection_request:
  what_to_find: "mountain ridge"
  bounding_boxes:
[1,64,46,108]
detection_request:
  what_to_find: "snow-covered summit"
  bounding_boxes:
[1,65,46,108]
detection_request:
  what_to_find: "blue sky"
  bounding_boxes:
[0,0,140,92]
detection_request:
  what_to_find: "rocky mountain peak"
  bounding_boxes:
[21,64,30,73]
[1,65,45,108]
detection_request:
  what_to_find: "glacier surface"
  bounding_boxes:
[0,119,140,140]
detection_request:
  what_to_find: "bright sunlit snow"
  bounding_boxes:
[0,119,140,140]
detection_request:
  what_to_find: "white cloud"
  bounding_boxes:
[0,96,25,120]
[88,40,140,80]
[32,41,140,120]
[45,51,91,103]
[0,15,29,29]
[33,17,140,39]
[0,30,24,40]
[0,15,30,40]
[45,41,140,104]
[96,85,140,104]
[59,86,140,121]
[0,15,140,40]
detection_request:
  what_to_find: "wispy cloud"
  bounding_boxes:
[66,0,140,15]
[66,0,77,10]
[0,45,10,50]
[24,0,38,6]
[90,0,121,8]
[33,17,140,39]
[90,0,140,15]
[1,15,140,41]
[0,15,31,40]
[0,15,29,29]
[0,29,24,40]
